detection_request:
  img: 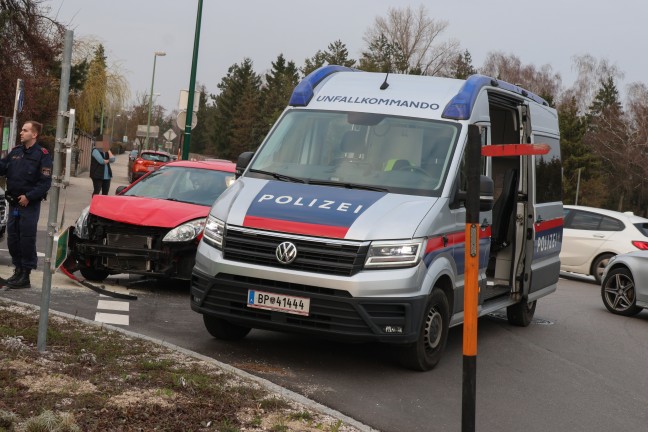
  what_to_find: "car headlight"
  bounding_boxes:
[74,206,90,240]
[365,239,424,268]
[202,215,225,249]
[163,218,206,242]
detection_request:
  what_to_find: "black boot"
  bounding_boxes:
[6,267,23,284]
[8,269,30,289]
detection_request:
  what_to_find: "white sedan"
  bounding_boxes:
[601,251,648,316]
[560,205,648,283]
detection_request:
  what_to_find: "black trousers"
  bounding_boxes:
[92,178,111,195]
[7,202,41,270]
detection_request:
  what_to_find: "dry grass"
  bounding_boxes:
[0,300,362,432]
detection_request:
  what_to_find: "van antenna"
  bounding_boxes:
[380,72,390,90]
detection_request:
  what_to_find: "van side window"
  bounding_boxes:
[535,135,562,203]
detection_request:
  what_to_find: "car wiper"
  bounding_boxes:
[248,168,306,183]
[307,179,388,192]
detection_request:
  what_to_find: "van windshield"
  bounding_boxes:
[247,110,461,197]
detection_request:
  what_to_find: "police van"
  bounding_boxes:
[190,66,563,370]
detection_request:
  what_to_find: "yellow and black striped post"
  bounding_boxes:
[462,124,481,432]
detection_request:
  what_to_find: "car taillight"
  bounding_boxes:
[631,240,648,250]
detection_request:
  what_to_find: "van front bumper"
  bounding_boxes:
[190,268,428,344]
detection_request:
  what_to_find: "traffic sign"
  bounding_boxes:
[177,110,197,130]
[163,129,177,141]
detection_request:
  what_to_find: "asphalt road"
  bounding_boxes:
[2,155,648,431]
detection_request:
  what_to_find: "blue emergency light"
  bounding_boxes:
[289,65,357,107]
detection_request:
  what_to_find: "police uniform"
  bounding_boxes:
[0,142,53,274]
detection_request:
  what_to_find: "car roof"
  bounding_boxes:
[162,159,236,172]
[564,205,648,223]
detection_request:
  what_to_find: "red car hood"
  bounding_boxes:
[89,195,208,228]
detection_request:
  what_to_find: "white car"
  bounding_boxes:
[561,205,648,283]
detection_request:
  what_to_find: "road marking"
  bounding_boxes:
[97,299,130,312]
[96,294,131,325]
[0,248,44,257]
[95,312,129,326]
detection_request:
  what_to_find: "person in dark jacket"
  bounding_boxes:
[0,121,53,289]
[89,140,115,195]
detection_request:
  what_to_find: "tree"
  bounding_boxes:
[359,5,460,76]
[0,0,65,129]
[211,59,262,159]
[302,40,356,76]
[261,54,300,129]
[480,52,562,105]
[448,50,477,79]
[73,44,129,137]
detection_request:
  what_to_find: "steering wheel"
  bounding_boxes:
[395,164,433,177]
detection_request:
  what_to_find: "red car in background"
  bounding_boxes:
[68,159,236,282]
[129,150,173,182]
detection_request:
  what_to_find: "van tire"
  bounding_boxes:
[399,288,449,371]
[203,315,251,341]
[506,299,536,327]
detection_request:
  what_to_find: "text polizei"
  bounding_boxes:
[257,194,364,214]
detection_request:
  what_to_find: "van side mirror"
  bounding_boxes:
[479,175,494,211]
[449,175,493,211]
[236,151,254,179]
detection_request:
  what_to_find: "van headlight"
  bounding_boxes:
[163,218,206,242]
[365,239,424,268]
[74,206,90,239]
[202,215,225,249]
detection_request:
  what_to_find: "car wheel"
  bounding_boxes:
[399,288,449,371]
[601,267,642,316]
[592,253,614,284]
[203,315,251,341]
[79,267,109,282]
[506,299,537,327]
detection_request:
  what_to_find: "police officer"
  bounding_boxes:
[0,121,53,289]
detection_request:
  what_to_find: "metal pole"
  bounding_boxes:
[8,79,23,153]
[575,167,582,206]
[462,124,481,432]
[110,113,119,144]
[38,29,73,352]
[182,0,203,161]
[145,54,157,150]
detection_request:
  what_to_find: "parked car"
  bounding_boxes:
[561,205,648,283]
[67,159,236,282]
[127,149,139,172]
[129,150,172,183]
[601,250,648,316]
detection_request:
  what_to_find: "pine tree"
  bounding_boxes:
[261,54,300,130]
[448,50,477,79]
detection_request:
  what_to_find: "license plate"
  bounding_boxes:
[247,290,310,316]
[146,166,155,171]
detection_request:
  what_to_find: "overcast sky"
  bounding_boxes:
[49,0,647,114]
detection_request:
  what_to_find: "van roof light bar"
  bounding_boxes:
[289,65,357,107]
[442,74,549,120]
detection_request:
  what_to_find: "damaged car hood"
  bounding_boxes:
[89,195,207,228]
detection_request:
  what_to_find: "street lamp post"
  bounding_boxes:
[110,113,121,144]
[145,51,166,150]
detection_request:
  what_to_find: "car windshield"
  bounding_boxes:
[141,152,171,163]
[247,110,460,197]
[123,166,235,206]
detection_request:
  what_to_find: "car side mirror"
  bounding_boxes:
[236,151,254,179]
[479,175,494,211]
[115,186,127,195]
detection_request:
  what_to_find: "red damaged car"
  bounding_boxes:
[67,159,236,282]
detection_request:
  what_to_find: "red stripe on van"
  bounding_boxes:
[243,216,349,239]
[535,217,563,232]
[425,226,492,253]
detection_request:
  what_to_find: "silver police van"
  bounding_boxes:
[191,66,563,370]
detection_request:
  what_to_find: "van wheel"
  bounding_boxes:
[592,253,614,285]
[507,299,536,327]
[80,267,109,282]
[203,315,251,341]
[399,288,449,371]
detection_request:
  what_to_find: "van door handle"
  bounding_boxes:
[593,234,605,238]
[535,216,544,224]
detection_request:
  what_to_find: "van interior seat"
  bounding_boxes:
[338,130,366,160]
[491,169,518,253]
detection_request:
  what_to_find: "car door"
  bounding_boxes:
[561,209,614,268]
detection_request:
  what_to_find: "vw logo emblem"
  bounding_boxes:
[276,242,297,265]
